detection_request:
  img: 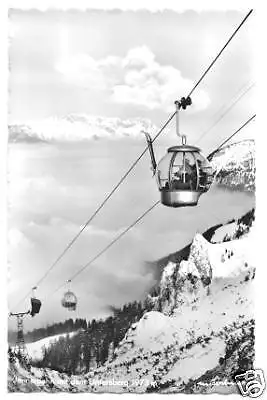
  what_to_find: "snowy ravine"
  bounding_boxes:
[9,216,255,393]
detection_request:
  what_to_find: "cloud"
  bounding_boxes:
[8,229,33,249]
[33,215,126,241]
[55,45,210,112]
[56,54,121,90]
[122,46,155,69]
[8,125,48,144]
[112,62,210,112]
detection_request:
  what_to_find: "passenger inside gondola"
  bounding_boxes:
[171,161,194,190]
[164,181,170,189]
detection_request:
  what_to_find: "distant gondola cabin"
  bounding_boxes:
[61,290,77,311]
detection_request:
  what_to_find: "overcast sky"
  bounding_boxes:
[8,9,255,331]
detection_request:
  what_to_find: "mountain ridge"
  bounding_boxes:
[8,116,158,143]
[85,218,255,393]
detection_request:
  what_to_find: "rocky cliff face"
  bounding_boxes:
[86,218,255,394]
[8,215,255,393]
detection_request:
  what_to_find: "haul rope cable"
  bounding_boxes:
[47,201,161,298]
[167,80,254,147]
[194,81,255,146]
[11,9,253,312]
[207,114,256,187]
[187,9,253,98]
[46,113,256,302]
[201,114,256,230]
[207,114,256,161]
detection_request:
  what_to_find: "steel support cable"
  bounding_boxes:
[47,200,160,298]
[194,82,255,146]
[207,114,256,161]
[11,9,253,312]
[187,9,253,98]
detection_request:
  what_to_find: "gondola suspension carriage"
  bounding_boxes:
[30,286,42,317]
[61,280,77,311]
[143,97,214,207]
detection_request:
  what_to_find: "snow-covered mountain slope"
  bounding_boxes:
[8,358,89,393]
[8,212,255,393]
[8,116,157,143]
[85,223,255,393]
[7,209,255,394]
[24,332,77,361]
[210,139,255,192]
